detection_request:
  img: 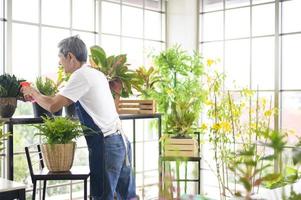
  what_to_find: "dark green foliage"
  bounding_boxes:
[0,74,23,97]
[33,117,85,144]
[35,77,58,96]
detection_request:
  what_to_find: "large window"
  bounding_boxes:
[9,0,97,198]
[100,1,165,198]
[199,0,301,198]
[100,0,165,68]
[2,0,165,199]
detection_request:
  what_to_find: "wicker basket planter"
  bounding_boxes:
[41,142,76,172]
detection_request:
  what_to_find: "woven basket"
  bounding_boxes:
[41,142,76,172]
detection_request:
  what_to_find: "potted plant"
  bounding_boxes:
[133,66,160,99]
[33,117,84,172]
[0,74,23,118]
[89,45,138,108]
[33,76,62,117]
[152,45,206,157]
[57,66,77,118]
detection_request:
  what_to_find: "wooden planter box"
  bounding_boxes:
[117,99,156,114]
[163,138,198,157]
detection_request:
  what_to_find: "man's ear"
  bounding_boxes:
[69,53,77,61]
[67,52,73,59]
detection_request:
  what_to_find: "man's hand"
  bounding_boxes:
[21,85,39,102]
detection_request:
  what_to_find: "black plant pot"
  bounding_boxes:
[64,103,78,118]
[32,102,62,118]
[0,97,17,118]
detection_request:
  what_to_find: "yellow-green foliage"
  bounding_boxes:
[35,77,58,96]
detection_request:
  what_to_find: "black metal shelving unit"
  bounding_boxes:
[159,132,202,197]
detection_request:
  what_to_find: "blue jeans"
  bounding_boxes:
[104,134,136,200]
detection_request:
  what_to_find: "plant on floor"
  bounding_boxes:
[202,69,284,200]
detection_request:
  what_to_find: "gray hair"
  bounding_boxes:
[58,35,87,63]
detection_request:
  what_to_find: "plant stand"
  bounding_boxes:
[159,132,202,199]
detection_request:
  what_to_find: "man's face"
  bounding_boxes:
[58,53,72,73]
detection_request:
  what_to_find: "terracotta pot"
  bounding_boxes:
[41,142,76,172]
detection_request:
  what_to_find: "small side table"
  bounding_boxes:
[0,178,26,200]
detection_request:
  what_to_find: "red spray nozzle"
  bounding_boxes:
[20,81,30,87]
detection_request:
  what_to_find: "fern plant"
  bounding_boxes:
[0,74,23,97]
[35,77,58,96]
[33,117,85,144]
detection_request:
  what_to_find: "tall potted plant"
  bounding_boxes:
[0,74,23,118]
[154,46,207,199]
[89,45,138,108]
[33,117,84,172]
[153,45,206,156]
[33,76,62,117]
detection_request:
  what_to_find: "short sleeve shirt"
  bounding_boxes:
[59,65,120,135]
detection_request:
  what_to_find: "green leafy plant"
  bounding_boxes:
[153,45,206,137]
[33,117,84,144]
[133,66,160,99]
[202,68,282,199]
[35,77,58,96]
[0,74,23,97]
[57,65,71,87]
[288,190,301,200]
[90,45,137,98]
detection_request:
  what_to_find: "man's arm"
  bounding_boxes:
[34,94,73,113]
[22,86,73,113]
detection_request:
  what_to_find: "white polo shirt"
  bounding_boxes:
[59,64,120,136]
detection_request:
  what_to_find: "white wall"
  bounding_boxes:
[166,0,198,52]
